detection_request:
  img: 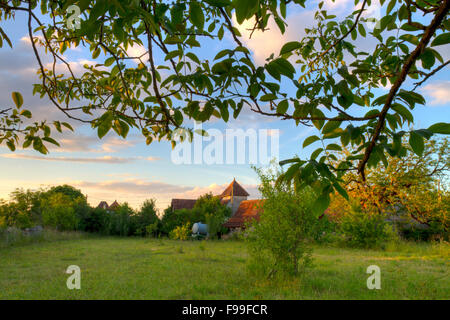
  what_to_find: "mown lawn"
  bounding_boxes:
[0,237,448,299]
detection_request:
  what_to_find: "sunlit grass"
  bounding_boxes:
[0,237,448,299]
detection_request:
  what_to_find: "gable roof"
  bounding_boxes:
[223,199,263,228]
[171,199,197,211]
[220,179,249,198]
[109,200,120,210]
[97,201,109,210]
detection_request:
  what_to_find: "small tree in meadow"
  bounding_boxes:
[41,193,79,231]
[134,199,160,236]
[246,165,319,277]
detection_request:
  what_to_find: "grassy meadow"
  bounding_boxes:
[0,236,448,299]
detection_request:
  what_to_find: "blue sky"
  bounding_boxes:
[0,0,448,210]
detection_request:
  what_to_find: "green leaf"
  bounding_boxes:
[333,182,348,200]
[189,2,204,30]
[391,103,413,123]
[326,143,342,151]
[282,162,301,182]
[431,33,450,47]
[409,131,424,156]
[358,23,366,37]
[269,58,295,79]
[279,41,302,55]
[12,92,23,108]
[279,157,302,166]
[420,48,435,70]
[386,0,396,15]
[277,100,289,114]
[204,0,231,7]
[428,122,450,134]
[97,118,112,139]
[92,47,101,59]
[20,110,32,118]
[322,120,341,134]
[234,0,259,24]
[117,120,130,138]
[62,122,74,131]
[260,94,277,101]
[6,140,15,152]
[104,57,115,67]
[42,137,60,147]
[313,191,330,215]
[303,135,320,148]
[311,148,323,160]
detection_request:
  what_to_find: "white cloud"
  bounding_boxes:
[232,10,315,65]
[421,81,450,106]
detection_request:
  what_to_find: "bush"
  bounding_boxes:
[170,223,191,240]
[160,193,231,236]
[107,203,135,236]
[145,221,159,236]
[339,201,398,248]
[79,207,109,233]
[310,214,338,244]
[160,207,186,235]
[133,199,160,236]
[246,166,319,277]
[41,193,79,231]
[205,206,229,239]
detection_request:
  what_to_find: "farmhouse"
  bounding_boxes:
[171,178,262,229]
[96,179,262,229]
[96,200,120,212]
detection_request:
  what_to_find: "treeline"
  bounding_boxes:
[0,186,231,239]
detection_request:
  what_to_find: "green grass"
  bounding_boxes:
[0,237,448,299]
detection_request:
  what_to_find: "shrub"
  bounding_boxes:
[41,193,79,231]
[160,207,186,235]
[170,223,191,240]
[205,206,229,239]
[145,221,159,236]
[0,201,34,229]
[107,203,135,236]
[246,166,319,277]
[310,214,338,244]
[339,201,398,248]
[160,193,231,236]
[133,199,160,236]
[79,207,109,233]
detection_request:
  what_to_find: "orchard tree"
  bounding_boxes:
[0,0,449,207]
[328,137,449,236]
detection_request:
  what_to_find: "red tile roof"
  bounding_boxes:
[171,199,197,211]
[97,201,109,210]
[223,199,263,228]
[220,179,250,198]
[108,200,120,210]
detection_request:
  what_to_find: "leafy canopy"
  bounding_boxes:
[0,0,449,202]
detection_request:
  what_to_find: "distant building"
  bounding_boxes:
[108,200,120,211]
[170,178,262,230]
[97,201,109,210]
[96,200,120,212]
[171,199,197,211]
[222,199,263,230]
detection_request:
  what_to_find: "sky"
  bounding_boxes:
[0,0,448,211]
